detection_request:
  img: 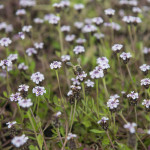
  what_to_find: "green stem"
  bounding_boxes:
[27,109,42,150]
[134,106,137,124]
[102,77,109,98]
[95,79,99,115]
[106,130,115,150]
[69,99,77,133]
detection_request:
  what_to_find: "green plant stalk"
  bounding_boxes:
[37,97,39,115]
[128,25,135,52]
[17,104,24,124]
[57,14,64,55]
[109,18,114,44]
[81,82,86,102]
[106,130,115,150]
[57,128,64,146]
[95,79,99,116]
[6,70,10,95]
[27,109,42,150]
[33,96,38,113]
[119,112,147,150]
[134,106,137,124]
[102,77,109,98]
[126,64,137,91]
[69,99,77,133]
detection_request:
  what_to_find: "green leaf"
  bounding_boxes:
[90,129,105,134]
[29,145,39,150]
[116,142,131,150]
[3,91,7,98]
[37,134,44,150]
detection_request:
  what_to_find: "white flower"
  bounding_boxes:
[132,7,142,13]
[50,61,62,69]
[60,0,70,7]
[111,22,121,31]
[26,48,37,56]
[0,59,12,69]
[22,25,32,32]
[112,44,123,52]
[97,117,109,124]
[34,42,44,49]
[65,34,75,42]
[104,8,115,16]
[76,38,86,44]
[55,111,62,117]
[31,72,44,84]
[98,63,110,70]
[92,17,103,25]
[16,9,26,16]
[120,52,132,60]
[53,2,64,9]
[141,78,150,86]
[0,4,4,9]
[61,25,70,32]
[19,0,36,7]
[48,15,60,25]
[127,91,139,99]
[18,63,28,70]
[142,99,150,108]
[90,69,104,79]
[97,57,109,65]
[6,121,17,128]
[61,55,70,62]
[5,24,13,33]
[67,90,73,96]
[85,79,94,87]
[67,133,77,140]
[94,33,105,39]
[0,37,12,47]
[124,122,137,133]
[73,45,85,54]
[107,98,119,109]
[74,22,84,29]
[11,134,28,148]
[0,22,7,31]
[10,93,22,102]
[122,16,141,24]
[71,78,80,85]
[34,18,44,24]
[74,4,84,10]
[18,98,33,108]
[76,71,87,81]
[18,32,25,40]
[70,85,81,90]
[32,86,46,96]
[143,47,150,54]
[147,130,150,135]
[82,24,97,33]
[18,84,29,92]
[7,54,18,61]
[139,64,150,72]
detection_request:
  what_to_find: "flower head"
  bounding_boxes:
[50,61,62,69]
[26,48,37,56]
[6,121,17,128]
[0,59,12,69]
[92,17,103,25]
[105,8,115,17]
[10,93,22,102]
[73,45,85,54]
[22,25,32,32]
[11,134,28,148]
[18,84,29,92]
[97,117,109,124]
[18,98,33,108]
[16,9,26,16]
[112,44,123,52]
[124,122,137,133]
[85,79,94,87]
[32,86,46,96]
[0,37,12,47]
[18,32,25,40]
[61,55,70,62]
[18,63,28,70]
[107,97,119,111]
[31,72,45,84]
[90,68,104,79]
[67,133,77,140]
[34,42,44,49]
[7,54,18,62]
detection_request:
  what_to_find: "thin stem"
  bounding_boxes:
[134,106,137,124]
[6,70,10,95]
[69,99,77,133]
[102,77,109,98]
[17,104,23,124]
[27,109,42,150]
[135,133,147,150]
[128,25,134,52]
[57,128,64,145]
[81,82,86,101]
[95,79,99,116]
[126,64,137,91]
[106,130,115,150]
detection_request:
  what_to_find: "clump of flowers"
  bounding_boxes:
[97,117,109,130]
[127,91,139,105]
[50,61,62,70]
[31,72,44,84]
[32,86,46,96]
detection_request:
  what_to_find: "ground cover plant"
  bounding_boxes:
[1,0,150,149]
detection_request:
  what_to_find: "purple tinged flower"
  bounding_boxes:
[61,55,70,62]
[32,86,46,96]
[124,122,137,133]
[26,48,37,56]
[11,134,28,148]
[97,117,109,124]
[50,61,62,69]
[0,37,12,47]
[85,79,94,87]
[10,93,22,102]
[18,98,33,108]
[73,45,85,54]
[6,121,17,128]
[31,72,44,84]
[22,25,32,32]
